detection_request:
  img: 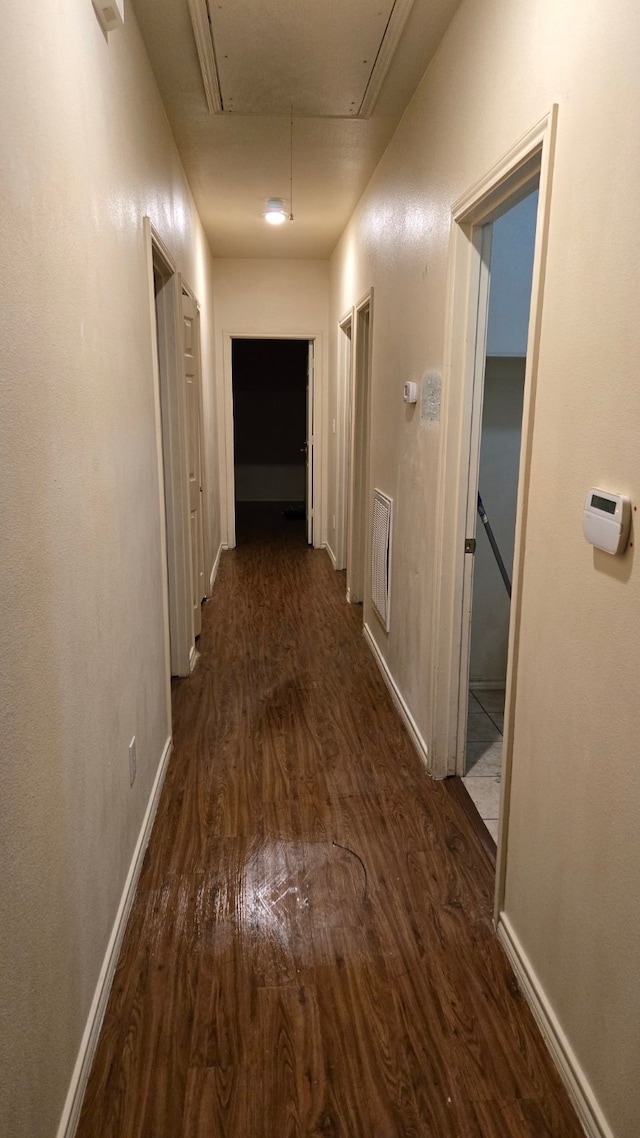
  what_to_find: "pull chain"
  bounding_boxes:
[289,105,294,222]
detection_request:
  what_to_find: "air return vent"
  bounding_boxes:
[187,0,415,118]
[187,0,223,113]
[371,489,393,632]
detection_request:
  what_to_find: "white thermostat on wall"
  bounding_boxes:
[403,382,418,404]
[583,488,631,555]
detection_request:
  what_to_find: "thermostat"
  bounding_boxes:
[403,382,418,404]
[583,489,631,555]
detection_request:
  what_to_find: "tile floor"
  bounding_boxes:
[461,687,505,842]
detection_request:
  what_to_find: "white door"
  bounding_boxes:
[347,297,371,604]
[182,291,205,637]
[306,340,315,545]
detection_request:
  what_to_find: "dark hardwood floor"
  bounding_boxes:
[76,503,582,1137]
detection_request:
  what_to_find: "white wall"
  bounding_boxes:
[235,464,305,500]
[328,0,640,1133]
[486,190,539,355]
[211,259,329,542]
[0,6,219,1137]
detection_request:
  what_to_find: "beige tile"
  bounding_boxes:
[472,689,506,716]
[461,775,501,820]
[465,740,502,776]
[467,711,501,743]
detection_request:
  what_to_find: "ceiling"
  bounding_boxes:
[131,0,463,258]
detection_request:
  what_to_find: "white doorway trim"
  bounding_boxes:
[144,218,194,681]
[221,331,324,549]
[429,109,558,911]
[346,290,374,604]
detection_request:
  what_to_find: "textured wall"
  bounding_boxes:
[328,0,640,1133]
[0,5,219,1136]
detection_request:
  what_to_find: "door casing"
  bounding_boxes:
[221,332,323,549]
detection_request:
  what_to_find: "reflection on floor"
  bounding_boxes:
[462,688,505,842]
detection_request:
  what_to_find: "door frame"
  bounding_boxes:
[144,218,195,680]
[221,331,323,549]
[345,290,373,604]
[429,109,558,913]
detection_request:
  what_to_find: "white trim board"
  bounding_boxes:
[209,541,223,594]
[363,623,431,776]
[498,914,613,1138]
[56,736,173,1138]
[323,541,338,570]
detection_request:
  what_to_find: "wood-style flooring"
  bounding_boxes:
[76,503,582,1138]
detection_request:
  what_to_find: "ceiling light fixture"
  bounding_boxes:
[264,198,287,225]
[264,107,295,226]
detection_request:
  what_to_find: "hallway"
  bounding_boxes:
[76,506,581,1138]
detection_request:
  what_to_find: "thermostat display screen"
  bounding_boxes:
[591,494,616,514]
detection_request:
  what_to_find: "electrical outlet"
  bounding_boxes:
[129,736,137,787]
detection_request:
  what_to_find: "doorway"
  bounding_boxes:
[146,220,199,679]
[346,292,373,606]
[231,338,312,543]
[431,110,557,908]
[460,188,539,842]
[335,314,353,571]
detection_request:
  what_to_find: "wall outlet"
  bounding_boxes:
[129,736,137,787]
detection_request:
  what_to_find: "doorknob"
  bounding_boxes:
[300,443,308,454]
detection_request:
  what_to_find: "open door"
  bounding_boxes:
[182,289,205,638]
[306,340,315,545]
[346,293,372,605]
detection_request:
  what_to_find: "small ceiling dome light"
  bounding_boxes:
[264,198,288,225]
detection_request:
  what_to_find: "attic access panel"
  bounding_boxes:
[204,0,415,117]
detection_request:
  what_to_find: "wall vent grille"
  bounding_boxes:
[371,489,393,632]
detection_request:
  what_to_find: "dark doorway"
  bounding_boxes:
[232,338,309,543]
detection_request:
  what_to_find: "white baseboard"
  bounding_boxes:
[209,542,223,594]
[56,736,173,1138]
[362,622,432,776]
[498,913,612,1138]
[323,541,338,570]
